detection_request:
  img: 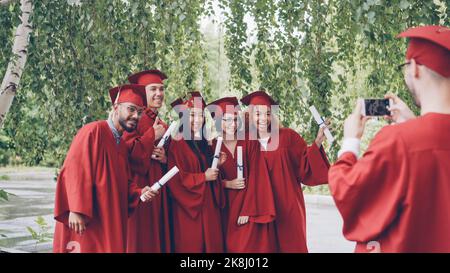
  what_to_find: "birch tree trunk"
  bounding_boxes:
[0,0,33,127]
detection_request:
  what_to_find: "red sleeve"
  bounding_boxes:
[54,125,99,225]
[166,140,208,219]
[289,130,330,186]
[210,176,226,209]
[127,163,142,216]
[328,127,408,242]
[170,137,208,189]
[123,126,156,175]
[302,142,330,186]
[240,140,276,223]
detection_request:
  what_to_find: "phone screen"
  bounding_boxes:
[364,99,391,116]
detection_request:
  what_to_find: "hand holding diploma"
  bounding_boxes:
[237,146,243,179]
[140,186,159,203]
[152,121,177,160]
[204,153,227,181]
[205,137,227,182]
[211,137,223,169]
[223,146,245,189]
[153,117,166,141]
[218,152,227,167]
[315,119,332,147]
[205,168,219,181]
[309,105,334,146]
[224,178,245,189]
[152,146,167,163]
[140,166,180,202]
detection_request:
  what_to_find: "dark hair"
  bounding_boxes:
[178,110,213,171]
[246,107,280,138]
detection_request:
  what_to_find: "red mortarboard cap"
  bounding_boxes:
[109,84,147,107]
[171,91,206,113]
[184,91,206,109]
[170,98,184,109]
[128,69,168,85]
[207,97,240,118]
[397,25,450,77]
[240,91,278,107]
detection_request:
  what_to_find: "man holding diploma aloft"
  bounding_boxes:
[53,85,156,253]
[123,69,171,253]
[329,25,450,253]
[208,97,276,253]
[167,92,227,253]
[241,91,331,253]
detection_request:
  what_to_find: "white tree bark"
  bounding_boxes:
[0,0,33,127]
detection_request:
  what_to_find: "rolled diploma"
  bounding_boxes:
[140,166,179,201]
[211,137,223,169]
[237,146,243,180]
[309,105,334,144]
[151,121,177,159]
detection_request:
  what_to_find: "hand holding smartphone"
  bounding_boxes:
[360,98,393,117]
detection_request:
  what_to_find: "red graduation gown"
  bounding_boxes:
[167,136,225,253]
[261,128,330,253]
[217,139,276,253]
[53,121,141,253]
[329,113,450,253]
[123,109,171,253]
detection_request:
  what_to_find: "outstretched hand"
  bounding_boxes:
[315,118,332,147]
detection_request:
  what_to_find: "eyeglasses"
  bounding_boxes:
[120,103,143,117]
[222,118,238,124]
[397,62,411,72]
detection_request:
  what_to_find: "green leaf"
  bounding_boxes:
[35,216,46,226]
[399,0,410,10]
[26,226,38,240]
[0,189,9,201]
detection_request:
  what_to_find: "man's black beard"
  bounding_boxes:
[119,118,137,133]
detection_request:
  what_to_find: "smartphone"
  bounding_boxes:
[361,99,392,116]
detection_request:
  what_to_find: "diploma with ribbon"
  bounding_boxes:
[151,121,177,160]
[237,146,243,179]
[211,137,223,169]
[140,166,179,202]
[309,105,334,144]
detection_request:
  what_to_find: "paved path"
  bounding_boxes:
[0,168,55,252]
[306,199,354,252]
[0,168,354,253]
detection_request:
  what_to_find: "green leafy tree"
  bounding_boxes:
[0,0,447,170]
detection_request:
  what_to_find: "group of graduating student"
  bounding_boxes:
[53,25,450,253]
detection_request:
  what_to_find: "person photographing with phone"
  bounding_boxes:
[329,25,450,253]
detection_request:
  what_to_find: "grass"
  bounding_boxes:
[0,166,54,173]
[0,175,10,181]
[0,189,11,201]
[26,216,52,252]
[303,185,331,195]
